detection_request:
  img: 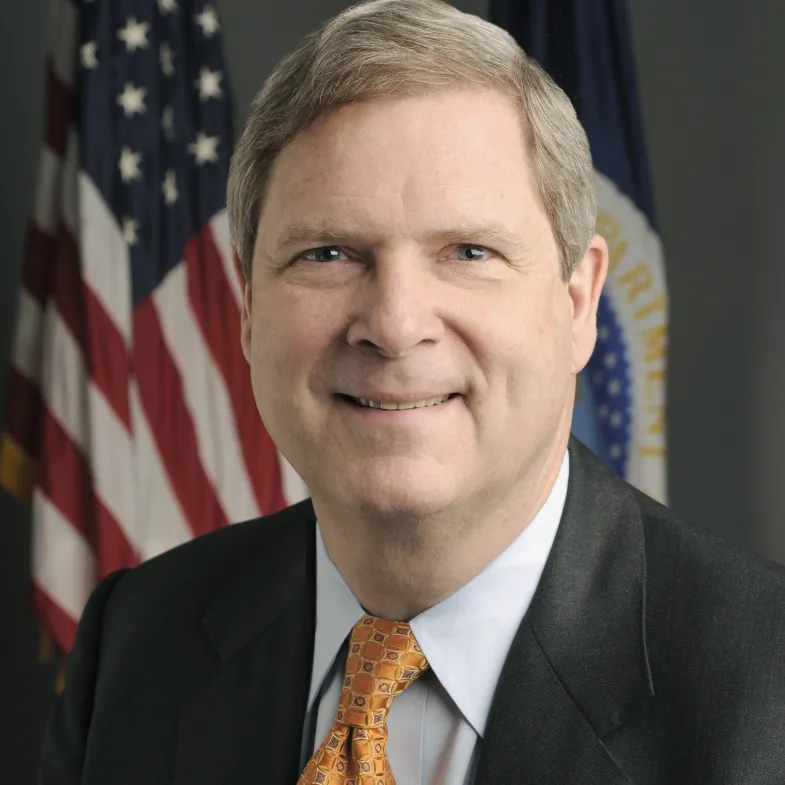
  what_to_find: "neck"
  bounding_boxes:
[313,424,571,623]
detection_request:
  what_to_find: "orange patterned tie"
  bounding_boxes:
[298,614,430,784]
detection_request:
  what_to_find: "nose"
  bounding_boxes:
[345,253,444,358]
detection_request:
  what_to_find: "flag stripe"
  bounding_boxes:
[185,225,287,516]
[5,369,44,466]
[33,147,63,236]
[51,226,89,358]
[133,297,229,538]
[10,289,46,383]
[38,305,88,457]
[37,406,91,543]
[5,366,43,468]
[87,383,139,559]
[22,225,56,308]
[31,490,96,625]
[154,262,259,523]
[85,287,132,431]
[79,174,133,345]
[129,381,194,560]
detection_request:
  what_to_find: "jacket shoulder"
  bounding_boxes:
[105,499,314,620]
[632,486,785,679]
[634,486,785,591]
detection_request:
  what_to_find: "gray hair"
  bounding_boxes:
[227,0,596,281]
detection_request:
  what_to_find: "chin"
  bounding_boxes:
[335,460,463,521]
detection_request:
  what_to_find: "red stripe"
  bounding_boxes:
[37,405,138,572]
[51,225,88,357]
[44,63,72,158]
[21,222,132,442]
[84,285,132,431]
[94,494,139,576]
[37,407,90,540]
[133,298,229,536]
[24,224,56,307]
[186,225,288,516]
[4,368,44,462]
[31,584,79,655]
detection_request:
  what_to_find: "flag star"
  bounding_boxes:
[117,82,147,117]
[81,40,98,69]
[604,352,618,369]
[609,444,622,460]
[609,411,623,428]
[160,42,175,76]
[158,0,178,12]
[188,131,219,165]
[196,67,222,101]
[122,217,139,246]
[607,379,621,397]
[598,326,610,341]
[161,170,179,206]
[161,106,175,140]
[598,404,610,421]
[195,5,220,36]
[118,17,150,52]
[118,146,142,182]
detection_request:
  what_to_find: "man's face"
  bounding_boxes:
[242,88,605,520]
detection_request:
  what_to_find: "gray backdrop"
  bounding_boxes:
[3,0,785,782]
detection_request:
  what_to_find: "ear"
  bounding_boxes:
[240,281,252,365]
[568,233,609,375]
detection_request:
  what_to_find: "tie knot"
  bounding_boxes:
[335,615,429,730]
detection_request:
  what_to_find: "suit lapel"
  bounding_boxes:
[476,439,655,784]
[174,502,318,785]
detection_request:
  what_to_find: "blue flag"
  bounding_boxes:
[490,0,668,502]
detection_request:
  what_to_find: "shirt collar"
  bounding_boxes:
[307,450,570,737]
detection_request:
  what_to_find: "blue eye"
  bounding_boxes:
[454,244,492,262]
[300,246,348,263]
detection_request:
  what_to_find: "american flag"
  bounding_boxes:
[0,0,307,656]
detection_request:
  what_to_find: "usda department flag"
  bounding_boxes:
[490,0,668,503]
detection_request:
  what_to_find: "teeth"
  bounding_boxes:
[355,394,452,410]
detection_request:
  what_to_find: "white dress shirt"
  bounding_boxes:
[298,452,569,784]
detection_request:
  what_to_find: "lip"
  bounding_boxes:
[335,392,461,414]
[338,392,459,406]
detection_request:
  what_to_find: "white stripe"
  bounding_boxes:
[87,385,140,557]
[79,173,132,345]
[48,0,79,91]
[33,147,61,236]
[209,210,244,308]
[153,264,260,523]
[129,381,194,559]
[31,490,97,623]
[279,453,310,506]
[23,280,141,559]
[11,290,45,383]
[38,304,88,455]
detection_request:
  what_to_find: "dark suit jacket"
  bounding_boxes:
[40,439,785,784]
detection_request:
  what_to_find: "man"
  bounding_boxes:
[40,0,785,783]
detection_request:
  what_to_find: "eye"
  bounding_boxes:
[298,246,350,263]
[451,244,496,262]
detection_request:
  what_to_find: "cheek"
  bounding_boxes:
[493,289,573,401]
[249,289,338,394]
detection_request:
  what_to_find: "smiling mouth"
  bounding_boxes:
[340,393,459,410]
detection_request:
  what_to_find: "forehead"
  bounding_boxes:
[260,88,547,242]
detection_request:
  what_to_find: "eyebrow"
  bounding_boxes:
[269,221,531,257]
